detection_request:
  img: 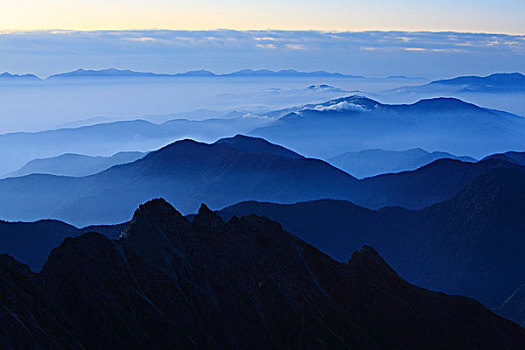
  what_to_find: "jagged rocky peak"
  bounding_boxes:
[348,245,400,281]
[192,203,226,231]
[119,198,192,241]
[0,254,33,276]
[42,232,116,272]
[2,199,525,348]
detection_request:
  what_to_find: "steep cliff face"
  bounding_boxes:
[1,199,524,349]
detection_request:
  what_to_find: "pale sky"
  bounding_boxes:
[2,0,524,34]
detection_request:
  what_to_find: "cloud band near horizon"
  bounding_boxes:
[0,30,524,78]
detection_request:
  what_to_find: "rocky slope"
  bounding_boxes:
[1,199,524,349]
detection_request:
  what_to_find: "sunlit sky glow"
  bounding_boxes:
[2,0,524,34]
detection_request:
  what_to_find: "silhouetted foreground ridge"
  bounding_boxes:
[1,199,524,349]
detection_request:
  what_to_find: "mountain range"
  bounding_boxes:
[5,151,146,178]
[0,135,523,226]
[2,67,525,347]
[46,68,359,79]
[328,148,476,178]
[0,72,40,81]
[2,95,524,175]
[484,151,525,165]
[3,162,525,325]
[425,72,525,93]
[250,95,525,159]
[1,198,524,348]
[0,219,124,271]
[390,72,525,94]
[219,167,525,320]
[0,116,272,175]
[0,135,358,226]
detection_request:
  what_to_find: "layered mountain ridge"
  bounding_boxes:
[1,94,524,175]
[329,148,476,178]
[1,198,524,349]
[219,167,525,317]
[0,135,523,226]
[250,95,525,159]
[5,151,146,178]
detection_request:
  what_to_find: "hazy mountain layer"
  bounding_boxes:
[2,95,524,174]
[0,117,272,175]
[0,136,522,226]
[47,68,357,79]
[250,95,525,159]
[424,72,525,93]
[329,148,476,178]
[6,151,145,178]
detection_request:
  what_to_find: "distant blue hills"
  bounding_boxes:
[429,72,525,90]
[250,95,525,158]
[2,69,522,89]
[0,134,523,227]
[328,148,476,178]
[7,151,146,178]
[0,72,40,81]
[392,72,525,94]
[1,94,524,176]
[46,68,361,79]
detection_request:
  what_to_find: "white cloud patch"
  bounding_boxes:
[311,101,368,112]
[254,37,278,41]
[125,37,160,42]
[256,43,276,49]
[285,44,304,50]
[241,112,270,119]
[404,47,427,51]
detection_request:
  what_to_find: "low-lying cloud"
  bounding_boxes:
[311,101,368,112]
[0,30,523,78]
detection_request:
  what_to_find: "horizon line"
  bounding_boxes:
[3,67,523,81]
[1,28,524,36]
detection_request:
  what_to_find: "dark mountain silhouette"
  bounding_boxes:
[1,199,524,348]
[484,151,525,165]
[0,219,124,271]
[0,136,522,225]
[329,148,476,178]
[0,116,271,175]
[6,151,146,178]
[250,95,525,159]
[414,167,525,307]
[219,167,525,319]
[219,199,416,272]
[0,136,359,226]
[0,220,79,272]
[357,157,521,209]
